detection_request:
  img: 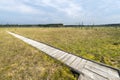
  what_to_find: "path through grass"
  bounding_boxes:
[9,27,120,69]
[0,28,76,80]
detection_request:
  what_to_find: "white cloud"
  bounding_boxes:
[0,0,83,17]
[98,0,120,11]
[41,0,83,17]
[0,0,40,14]
[21,0,83,17]
[1,0,120,25]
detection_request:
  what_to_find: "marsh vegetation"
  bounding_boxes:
[9,27,120,69]
[0,28,76,80]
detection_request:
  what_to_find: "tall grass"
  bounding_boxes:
[0,28,76,80]
[9,27,120,69]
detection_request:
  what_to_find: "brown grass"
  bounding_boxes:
[9,27,120,69]
[0,28,76,80]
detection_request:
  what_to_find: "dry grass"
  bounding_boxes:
[9,27,120,69]
[0,28,76,80]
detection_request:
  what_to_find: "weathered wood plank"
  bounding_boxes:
[86,61,120,78]
[57,52,68,60]
[78,73,95,80]
[76,59,87,70]
[81,68,108,80]
[65,54,77,65]
[61,54,72,62]
[54,51,66,58]
[70,57,82,69]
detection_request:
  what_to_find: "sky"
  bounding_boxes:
[0,0,120,25]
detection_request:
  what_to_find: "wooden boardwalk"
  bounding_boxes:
[8,31,120,80]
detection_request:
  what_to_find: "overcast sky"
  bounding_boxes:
[0,0,120,25]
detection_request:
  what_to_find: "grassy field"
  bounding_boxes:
[0,28,77,80]
[9,27,120,69]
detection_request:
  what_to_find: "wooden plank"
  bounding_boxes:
[70,57,82,69]
[85,64,109,77]
[42,47,57,54]
[50,51,62,57]
[86,61,120,78]
[85,64,120,80]
[54,51,66,58]
[60,54,72,62]
[35,44,48,51]
[39,47,48,51]
[44,49,59,56]
[57,53,68,60]
[65,54,77,65]
[76,59,87,70]
[78,74,94,80]
[81,68,108,80]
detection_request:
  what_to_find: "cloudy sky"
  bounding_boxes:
[0,0,120,25]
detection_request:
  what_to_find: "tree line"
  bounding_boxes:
[0,23,120,27]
